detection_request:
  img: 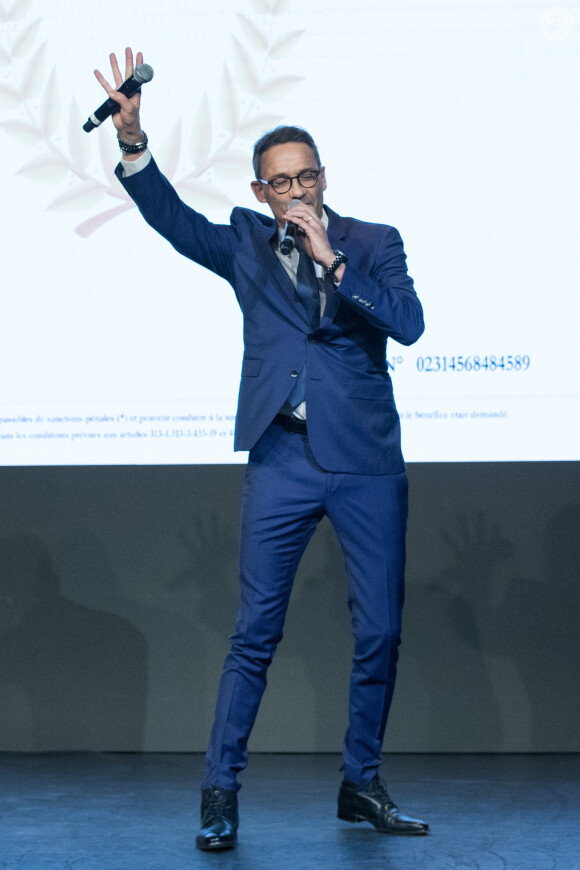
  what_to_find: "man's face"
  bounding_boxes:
[251,142,327,229]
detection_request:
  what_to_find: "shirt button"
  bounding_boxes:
[290,370,299,378]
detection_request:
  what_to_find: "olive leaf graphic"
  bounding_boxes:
[0,0,307,237]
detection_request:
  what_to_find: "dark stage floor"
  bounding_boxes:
[1,753,578,869]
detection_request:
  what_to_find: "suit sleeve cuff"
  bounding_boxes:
[119,149,152,177]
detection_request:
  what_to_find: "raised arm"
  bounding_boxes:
[92,49,238,284]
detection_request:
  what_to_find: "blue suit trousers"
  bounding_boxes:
[202,422,408,790]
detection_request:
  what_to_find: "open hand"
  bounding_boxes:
[93,47,144,140]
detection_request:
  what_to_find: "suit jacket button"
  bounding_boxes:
[290,370,299,378]
[307,334,317,343]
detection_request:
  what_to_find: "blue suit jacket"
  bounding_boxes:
[117,158,424,474]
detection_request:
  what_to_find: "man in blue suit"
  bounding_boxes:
[96,48,428,850]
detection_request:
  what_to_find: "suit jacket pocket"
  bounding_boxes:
[241,357,263,377]
[348,378,394,401]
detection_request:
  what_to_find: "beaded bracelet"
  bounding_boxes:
[324,250,348,278]
[117,131,149,154]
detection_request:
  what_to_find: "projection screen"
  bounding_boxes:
[0,0,578,464]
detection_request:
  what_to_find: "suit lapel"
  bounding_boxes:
[254,220,314,329]
[320,207,348,327]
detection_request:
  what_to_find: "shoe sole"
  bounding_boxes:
[196,836,237,851]
[337,809,364,823]
[337,808,429,835]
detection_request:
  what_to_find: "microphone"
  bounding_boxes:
[280,199,302,255]
[83,64,154,132]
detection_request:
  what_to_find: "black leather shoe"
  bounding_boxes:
[196,785,239,851]
[338,775,429,835]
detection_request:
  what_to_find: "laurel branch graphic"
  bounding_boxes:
[0,0,305,237]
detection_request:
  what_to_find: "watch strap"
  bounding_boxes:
[324,250,348,278]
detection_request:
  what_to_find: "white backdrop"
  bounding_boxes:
[0,0,578,464]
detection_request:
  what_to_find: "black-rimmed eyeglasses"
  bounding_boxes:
[258,170,322,195]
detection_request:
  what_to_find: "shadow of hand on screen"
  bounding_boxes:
[0,533,148,750]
